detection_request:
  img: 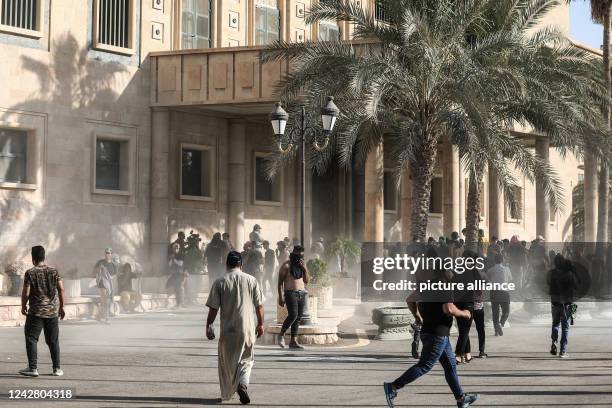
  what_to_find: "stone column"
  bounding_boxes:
[400,168,412,242]
[488,165,503,239]
[364,142,384,242]
[151,108,170,276]
[535,137,551,240]
[443,145,460,236]
[584,150,598,243]
[228,121,247,249]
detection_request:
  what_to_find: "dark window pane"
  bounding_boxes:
[255,156,280,202]
[96,140,121,190]
[383,171,396,211]
[429,177,443,214]
[0,128,27,183]
[181,148,212,197]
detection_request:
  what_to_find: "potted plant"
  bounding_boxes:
[328,237,361,278]
[328,237,361,299]
[307,258,333,310]
[63,267,81,298]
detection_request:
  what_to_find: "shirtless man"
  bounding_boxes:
[276,245,309,349]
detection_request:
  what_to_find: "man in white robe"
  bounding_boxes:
[206,251,264,404]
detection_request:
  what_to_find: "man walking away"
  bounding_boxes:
[276,245,310,350]
[486,253,513,336]
[206,251,264,404]
[20,246,65,377]
[548,255,580,358]
[383,251,478,408]
[118,262,143,313]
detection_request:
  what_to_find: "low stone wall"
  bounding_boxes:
[0,293,208,327]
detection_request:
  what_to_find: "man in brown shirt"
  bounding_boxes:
[20,246,65,377]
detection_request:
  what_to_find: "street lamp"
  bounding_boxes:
[269,97,339,327]
[269,97,339,247]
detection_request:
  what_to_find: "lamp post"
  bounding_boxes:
[269,97,340,247]
[270,97,339,326]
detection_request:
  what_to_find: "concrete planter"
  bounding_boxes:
[277,295,318,324]
[333,277,359,299]
[80,278,99,295]
[308,284,333,309]
[513,299,551,325]
[371,306,413,340]
[63,279,81,298]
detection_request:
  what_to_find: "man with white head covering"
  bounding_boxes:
[206,251,264,404]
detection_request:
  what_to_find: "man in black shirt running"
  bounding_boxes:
[383,250,479,408]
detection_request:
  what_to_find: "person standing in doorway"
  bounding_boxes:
[383,249,479,408]
[206,251,264,404]
[19,246,65,377]
[276,245,309,350]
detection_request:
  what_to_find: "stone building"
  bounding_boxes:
[0,0,592,277]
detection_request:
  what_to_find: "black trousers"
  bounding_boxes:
[454,302,474,355]
[25,315,60,370]
[281,290,306,337]
[472,308,486,353]
[491,291,510,332]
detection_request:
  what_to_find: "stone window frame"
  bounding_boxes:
[178,142,216,202]
[91,132,134,196]
[0,121,40,191]
[0,0,44,39]
[92,0,136,55]
[253,151,283,206]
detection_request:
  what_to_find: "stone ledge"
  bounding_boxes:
[263,323,339,345]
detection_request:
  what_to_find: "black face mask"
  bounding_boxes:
[289,253,304,280]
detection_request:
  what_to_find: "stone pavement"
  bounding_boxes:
[0,302,611,407]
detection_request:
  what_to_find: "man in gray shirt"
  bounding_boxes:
[486,254,513,336]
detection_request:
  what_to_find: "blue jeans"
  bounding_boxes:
[393,333,464,398]
[551,303,570,353]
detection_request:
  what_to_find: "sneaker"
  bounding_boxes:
[52,368,64,376]
[289,341,304,350]
[550,343,558,356]
[237,384,250,405]
[457,393,479,408]
[559,351,569,358]
[411,342,419,359]
[19,368,39,377]
[383,382,397,407]
[497,327,504,336]
[277,334,286,348]
[478,352,488,358]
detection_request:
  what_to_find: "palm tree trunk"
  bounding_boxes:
[465,171,483,250]
[409,134,438,242]
[598,8,610,244]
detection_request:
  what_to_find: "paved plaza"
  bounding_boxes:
[0,301,611,408]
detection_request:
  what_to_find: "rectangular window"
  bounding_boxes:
[180,145,214,199]
[506,185,523,222]
[95,138,130,192]
[94,0,134,54]
[0,0,43,37]
[429,176,443,214]
[0,128,27,183]
[255,4,279,45]
[181,0,210,49]
[383,170,396,211]
[254,154,281,204]
[319,21,339,41]
[375,0,392,23]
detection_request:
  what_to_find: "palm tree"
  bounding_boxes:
[263,0,608,242]
[567,0,611,243]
